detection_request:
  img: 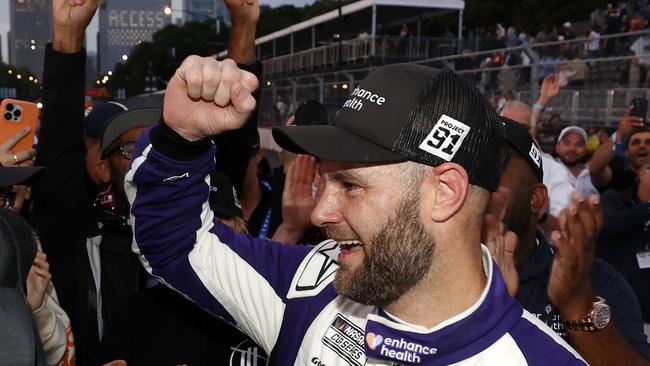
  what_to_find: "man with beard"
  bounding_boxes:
[495,118,650,364]
[554,126,600,198]
[125,58,586,365]
[593,127,650,192]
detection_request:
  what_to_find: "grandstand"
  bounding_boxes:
[219,0,465,76]
[230,1,649,136]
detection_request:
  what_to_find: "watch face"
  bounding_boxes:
[592,303,611,329]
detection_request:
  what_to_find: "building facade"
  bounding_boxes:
[9,0,51,78]
[98,0,171,72]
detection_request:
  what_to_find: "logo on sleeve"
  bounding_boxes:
[286,240,339,299]
[418,114,471,161]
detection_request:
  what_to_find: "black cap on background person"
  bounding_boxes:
[100,109,161,159]
[293,101,328,126]
[0,166,44,188]
[502,117,544,182]
[84,102,128,140]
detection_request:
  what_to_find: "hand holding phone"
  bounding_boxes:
[630,98,648,125]
[0,99,38,166]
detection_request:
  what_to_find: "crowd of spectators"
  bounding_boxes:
[1,0,650,365]
[455,1,650,95]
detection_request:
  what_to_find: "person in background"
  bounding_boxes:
[554,126,601,198]
[1,160,75,365]
[491,118,650,364]
[597,160,650,341]
[99,172,266,366]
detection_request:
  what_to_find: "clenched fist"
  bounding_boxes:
[163,56,258,142]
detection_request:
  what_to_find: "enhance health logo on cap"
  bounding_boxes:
[272,63,509,191]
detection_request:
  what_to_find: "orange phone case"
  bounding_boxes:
[0,99,39,155]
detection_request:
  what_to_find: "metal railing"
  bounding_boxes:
[262,35,457,77]
[259,30,650,128]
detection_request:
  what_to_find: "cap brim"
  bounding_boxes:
[272,125,406,163]
[0,166,45,187]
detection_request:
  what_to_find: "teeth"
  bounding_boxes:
[338,240,362,246]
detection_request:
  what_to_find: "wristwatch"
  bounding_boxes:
[564,296,611,331]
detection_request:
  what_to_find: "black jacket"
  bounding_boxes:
[32,45,103,366]
[596,184,650,323]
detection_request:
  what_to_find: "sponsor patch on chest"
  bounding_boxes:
[321,314,366,366]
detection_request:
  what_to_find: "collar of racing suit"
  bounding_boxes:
[363,245,523,365]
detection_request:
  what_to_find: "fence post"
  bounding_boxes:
[605,89,614,127]
[571,91,579,125]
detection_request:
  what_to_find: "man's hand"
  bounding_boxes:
[52,0,98,53]
[0,128,35,166]
[538,73,561,106]
[10,185,31,214]
[225,0,260,25]
[272,155,317,244]
[282,155,317,232]
[616,106,645,142]
[548,193,604,321]
[482,187,519,296]
[26,252,52,312]
[163,56,258,141]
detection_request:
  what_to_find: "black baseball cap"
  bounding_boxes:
[0,166,44,188]
[272,63,509,191]
[84,101,128,139]
[502,117,544,182]
[294,101,328,126]
[209,171,242,218]
[100,108,160,159]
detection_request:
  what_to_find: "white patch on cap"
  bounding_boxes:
[529,143,542,168]
[418,114,471,161]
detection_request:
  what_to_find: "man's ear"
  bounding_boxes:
[530,183,548,220]
[96,160,111,184]
[427,163,469,222]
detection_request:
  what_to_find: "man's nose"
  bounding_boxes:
[311,190,343,228]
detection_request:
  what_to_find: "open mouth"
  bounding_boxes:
[338,239,363,250]
[337,239,364,260]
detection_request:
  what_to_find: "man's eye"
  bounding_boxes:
[344,182,361,192]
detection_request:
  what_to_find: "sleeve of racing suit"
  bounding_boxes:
[125,122,313,354]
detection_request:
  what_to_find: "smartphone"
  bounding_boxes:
[0,99,39,155]
[630,98,648,125]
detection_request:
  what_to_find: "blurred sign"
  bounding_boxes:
[98,0,170,73]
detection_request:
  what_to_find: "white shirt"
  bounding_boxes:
[587,31,601,51]
[542,153,574,217]
[562,163,599,199]
[631,36,650,66]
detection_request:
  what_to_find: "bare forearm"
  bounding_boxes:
[567,325,649,366]
[588,139,614,177]
[228,20,257,64]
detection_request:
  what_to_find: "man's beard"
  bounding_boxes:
[328,192,434,307]
[560,155,581,167]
